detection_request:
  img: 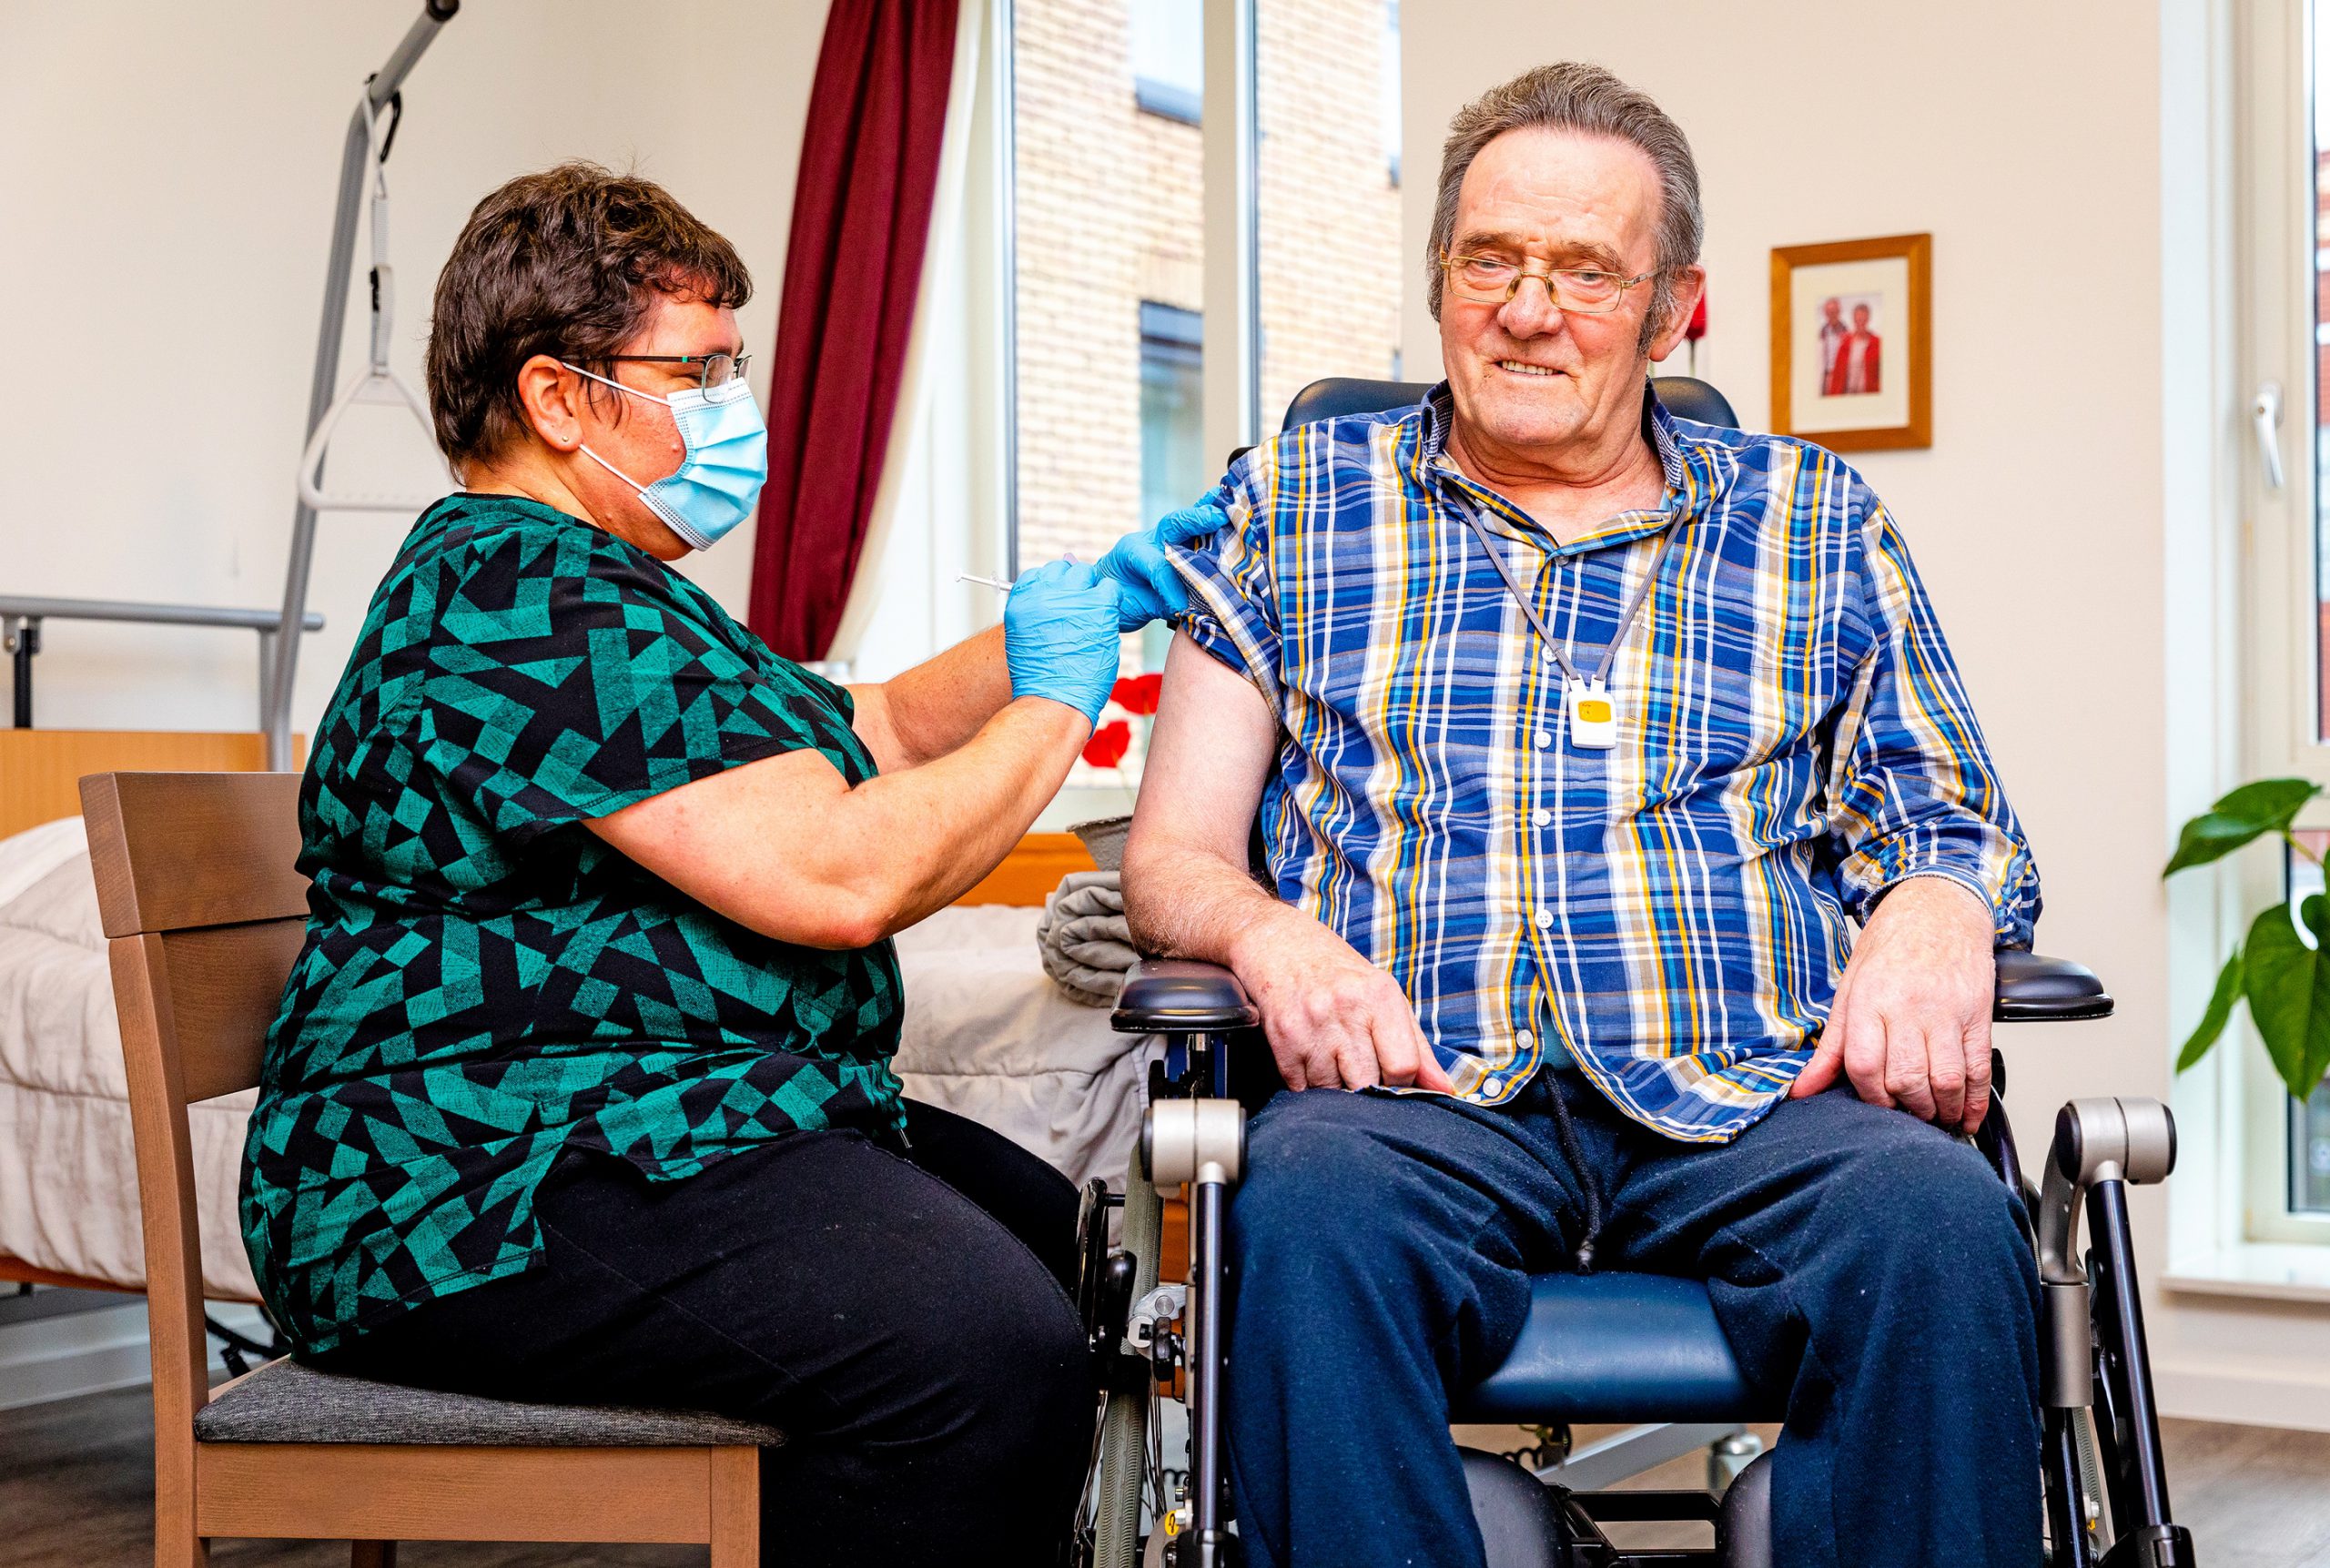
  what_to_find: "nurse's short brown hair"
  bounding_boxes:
[425,162,752,471]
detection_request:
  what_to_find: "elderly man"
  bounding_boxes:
[1123,63,2042,1568]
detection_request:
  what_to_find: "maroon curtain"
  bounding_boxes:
[749,0,959,660]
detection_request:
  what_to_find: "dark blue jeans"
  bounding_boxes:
[1224,1072,2041,1568]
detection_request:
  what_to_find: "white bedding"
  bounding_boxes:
[891,905,1160,1191]
[0,817,1151,1302]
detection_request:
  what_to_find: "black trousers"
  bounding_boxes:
[315,1102,1095,1567]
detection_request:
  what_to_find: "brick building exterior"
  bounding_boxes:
[1013,0,1403,571]
[1253,0,1406,431]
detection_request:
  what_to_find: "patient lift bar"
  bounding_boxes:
[263,0,460,771]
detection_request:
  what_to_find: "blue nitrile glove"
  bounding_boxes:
[1005,559,1126,723]
[1095,499,1233,631]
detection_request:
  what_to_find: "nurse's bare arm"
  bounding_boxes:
[1122,633,1452,1093]
[589,693,1084,949]
[846,626,1015,772]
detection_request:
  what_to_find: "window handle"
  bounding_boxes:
[2254,381,2286,491]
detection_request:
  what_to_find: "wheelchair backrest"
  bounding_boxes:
[1278,375,1740,432]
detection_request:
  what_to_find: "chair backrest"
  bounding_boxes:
[1279,374,1741,432]
[78,771,309,1445]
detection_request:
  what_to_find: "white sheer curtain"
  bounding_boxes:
[824,0,1009,681]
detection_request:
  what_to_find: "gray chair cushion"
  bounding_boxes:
[193,1358,784,1449]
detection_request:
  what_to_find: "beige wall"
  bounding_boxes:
[1404,3,2330,1429]
[0,0,826,740]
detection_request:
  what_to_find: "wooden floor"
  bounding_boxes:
[3,1388,2325,1564]
[1516,1420,2330,1565]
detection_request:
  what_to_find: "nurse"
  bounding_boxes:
[242,162,1198,1568]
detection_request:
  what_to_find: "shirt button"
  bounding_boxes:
[1534,907,1554,929]
[1515,1030,1535,1049]
[1532,808,1552,827]
[1484,1077,1505,1095]
[1534,730,1553,749]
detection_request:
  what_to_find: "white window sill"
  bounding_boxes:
[2164,1242,2330,1305]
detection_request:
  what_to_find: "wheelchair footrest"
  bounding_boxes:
[1459,1448,1751,1568]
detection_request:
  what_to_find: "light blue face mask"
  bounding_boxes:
[563,361,769,550]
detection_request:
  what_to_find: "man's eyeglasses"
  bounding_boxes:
[588,352,753,390]
[1438,253,1656,315]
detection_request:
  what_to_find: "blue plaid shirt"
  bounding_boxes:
[1167,385,2040,1143]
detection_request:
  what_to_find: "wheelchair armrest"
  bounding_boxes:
[1109,950,2106,1029]
[1112,958,1261,1033]
[1994,951,2113,1023]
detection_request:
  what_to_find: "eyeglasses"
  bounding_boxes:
[588,352,753,390]
[1438,252,1656,315]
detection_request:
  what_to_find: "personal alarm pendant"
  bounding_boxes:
[1460,509,1678,754]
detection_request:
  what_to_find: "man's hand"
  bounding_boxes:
[1127,632,1454,1096]
[1229,913,1458,1094]
[1790,876,1998,1132]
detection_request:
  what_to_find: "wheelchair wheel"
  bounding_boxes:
[1085,1143,1164,1568]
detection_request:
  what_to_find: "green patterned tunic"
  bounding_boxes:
[241,493,906,1355]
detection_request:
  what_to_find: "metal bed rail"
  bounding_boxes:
[0,595,324,733]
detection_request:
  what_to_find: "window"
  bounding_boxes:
[1131,0,1202,125]
[2315,25,2330,752]
[2244,1,2330,785]
[2294,1081,2330,1213]
[2279,840,2330,1228]
[1140,302,1207,524]
[1008,0,1405,553]
[1010,0,1205,573]
[1252,0,1406,428]
[1003,0,1405,805]
[2237,3,2330,1246]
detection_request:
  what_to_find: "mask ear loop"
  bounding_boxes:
[572,440,652,496]
[563,360,675,408]
[561,361,675,492]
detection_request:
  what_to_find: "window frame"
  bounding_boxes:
[2232,0,2330,1245]
[2238,0,2329,790]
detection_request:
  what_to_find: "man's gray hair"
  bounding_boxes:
[1427,63,1703,341]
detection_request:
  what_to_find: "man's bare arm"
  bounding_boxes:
[1120,633,1280,963]
[1125,633,1452,1092]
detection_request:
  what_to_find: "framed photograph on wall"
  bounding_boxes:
[1768,233,1931,450]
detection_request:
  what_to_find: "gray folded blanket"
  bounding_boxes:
[1038,869,1139,1007]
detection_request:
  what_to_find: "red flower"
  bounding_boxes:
[1082,720,1131,768]
[1111,673,1164,716]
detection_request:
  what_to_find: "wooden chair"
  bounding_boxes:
[82,770,773,1568]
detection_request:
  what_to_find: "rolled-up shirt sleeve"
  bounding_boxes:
[1162,464,1283,711]
[1829,502,2041,946]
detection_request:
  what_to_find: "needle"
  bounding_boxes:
[960,555,1077,594]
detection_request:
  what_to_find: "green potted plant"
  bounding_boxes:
[2166,778,2330,1099]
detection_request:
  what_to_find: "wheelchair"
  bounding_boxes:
[1066,378,2196,1568]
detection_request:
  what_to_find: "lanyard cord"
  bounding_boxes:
[1460,504,1676,1275]
[1460,508,1679,689]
